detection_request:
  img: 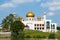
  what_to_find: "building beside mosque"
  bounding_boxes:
[19,11,57,32]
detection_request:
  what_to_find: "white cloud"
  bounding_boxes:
[48,12,54,16]
[52,0,60,2]
[12,0,34,4]
[36,0,41,2]
[41,2,60,7]
[49,6,60,11]
[12,0,41,4]
[0,0,41,9]
[0,3,14,8]
[41,0,60,11]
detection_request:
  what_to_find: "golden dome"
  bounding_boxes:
[37,16,41,19]
[19,16,22,20]
[37,16,41,21]
[26,11,35,17]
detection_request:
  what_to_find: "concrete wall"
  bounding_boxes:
[0,32,11,38]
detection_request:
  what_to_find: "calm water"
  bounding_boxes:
[0,38,11,40]
[0,38,59,40]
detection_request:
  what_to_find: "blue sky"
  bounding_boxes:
[0,0,60,26]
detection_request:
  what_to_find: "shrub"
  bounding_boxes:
[25,34,31,38]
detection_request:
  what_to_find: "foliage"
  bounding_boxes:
[11,20,25,40]
[55,32,60,39]
[1,14,15,31]
[11,20,25,32]
[57,27,60,31]
[24,30,50,38]
[48,33,55,39]
[24,30,60,39]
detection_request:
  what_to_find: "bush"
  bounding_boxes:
[25,34,31,38]
[48,33,55,39]
[33,35,41,38]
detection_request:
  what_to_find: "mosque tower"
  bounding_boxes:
[43,12,46,21]
[43,12,46,32]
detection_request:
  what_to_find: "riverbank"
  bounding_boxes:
[23,30,60,39]
[0,38,58,40]
[0,30,60,39]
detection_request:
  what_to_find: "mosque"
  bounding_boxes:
[19,11,57,32]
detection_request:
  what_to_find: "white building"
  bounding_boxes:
[19,11,57,32]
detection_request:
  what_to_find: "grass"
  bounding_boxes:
[55,32,60,39]
[12,30,60,39]
[23,30,50,38]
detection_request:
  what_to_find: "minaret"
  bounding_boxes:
[43,12,46,32]
[43,12,46,21]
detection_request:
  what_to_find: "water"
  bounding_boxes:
[0,38,59,40]
[0,38,11,40]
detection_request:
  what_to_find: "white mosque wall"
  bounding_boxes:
[22,19,57,32]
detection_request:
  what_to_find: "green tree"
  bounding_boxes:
[11,20,25,40]
[1,14,16,31]
[57,26,60,31]
[11,20,25,34]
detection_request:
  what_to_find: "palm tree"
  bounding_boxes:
[1,14,16,31]
[2,19,8,31]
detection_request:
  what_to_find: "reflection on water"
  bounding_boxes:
[0,38,59,40]
[0,38,11,40]
[24,38,58,40]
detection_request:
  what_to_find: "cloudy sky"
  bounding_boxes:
[0,0,60,26]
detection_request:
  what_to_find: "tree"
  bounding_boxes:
[11,20,25,33]
[57,26,60,31]
[11,20,25,40]
[1,14,16,31]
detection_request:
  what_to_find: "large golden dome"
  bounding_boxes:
[26,11,35,17]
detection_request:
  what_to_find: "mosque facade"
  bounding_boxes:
[19,11,57,32]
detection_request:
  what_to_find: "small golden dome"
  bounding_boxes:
[37,16,41,19]
[26,11,35,17]
[37,16,41,21]
[19,16,22,20]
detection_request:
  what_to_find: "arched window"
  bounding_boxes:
[51,24,55,29]
[46,21,50,28]
[53,24,55,29]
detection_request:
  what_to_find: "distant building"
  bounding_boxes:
[19,11,57,32]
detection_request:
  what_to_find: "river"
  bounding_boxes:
[0,38,59,40]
